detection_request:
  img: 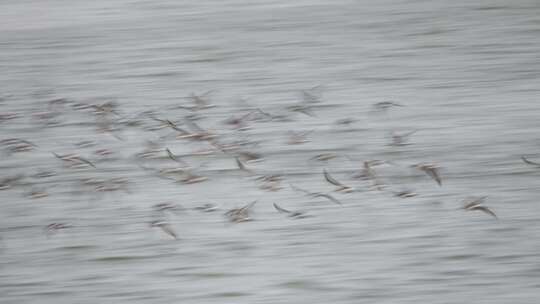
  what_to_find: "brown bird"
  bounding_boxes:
[412,163,442,186]
[225,201,257,223]
[462,197,497,219]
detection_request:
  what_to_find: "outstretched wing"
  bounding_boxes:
[522,156,540,166]
[273,203,292,214]
[424,168,442,186]
[323,169,345,187]
[474,206,497,219]
[312,193,343,205]
[159,224,178,239]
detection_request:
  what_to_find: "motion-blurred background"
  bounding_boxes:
[1,1,540,303]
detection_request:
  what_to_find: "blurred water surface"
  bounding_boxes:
[1,0,540,303]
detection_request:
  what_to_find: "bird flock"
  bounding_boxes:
[2,88,534,241]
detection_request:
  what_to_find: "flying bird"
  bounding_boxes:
[273,203,310,219]
[290,184,343,205]
[462,197,497,219]
[521,156,540,167]
[225,201,257,223]
[150,220,178,239]
[412,163,442,186]
[323,169,353,192]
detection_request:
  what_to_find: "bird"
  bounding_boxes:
[311,153,337,162]
[462,197,497,219]
[323,169,353,192]
[521,156,540,167]
[390,130,417,146]
[193,203,219,212]
[179,91,216,111]
[153,202,182,214]
[412,163,442,186]
[0,174,25,190]
[224,201,257,223]
[273,203,310,219]
[178,171,208,184]
[44,223,72,237]
[286,130,313,145]
[165,148,187,165]
[290,184,343,205]
[235,156,252,173]
[150,220,178,239]
[52,152,96,168]
[372,101,404,111]
[392,189,418,198]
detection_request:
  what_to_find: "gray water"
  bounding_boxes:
[1,0,540,303]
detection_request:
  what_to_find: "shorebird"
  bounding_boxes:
[287,103,316,117]
[91,101,121,116]
[150,220,178,239]
[52,152,96,168]
[412,163,442,186]
[177,118,216,141]
[462,197,497,219]
[286,130,313,145]
[153,202,182,214]
[177,171,208,184]
[150,116,188,133]
[44,223,72,236]
[28,188,48,199]
[372,101,404,111]
[290,184,343,205]
[165,148,187,165]
[178,91,216,111]
[0,174,25,190]
[311,153,337,162]
[235,156,252,173]
[323,169,353,192]
[334,117,357,126]
[273,203,310,219]
[224,201,257,223]
[193,203,219,212]
[287,87,323,117]
[392,189,418,198]
[237,151,264,163]
[390,130,417,146]
[1,138,38,153]
[521,156,540,167]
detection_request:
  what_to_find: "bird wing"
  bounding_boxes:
[74,157,96,168]
[235,157,250,172]
[424,168,442,186]
[312,193,342,205]
[521,156,540,166]
[273,203,292,214]
[160,224,178,239]
[474,206,498,219]
[289,184,312,195]
[241,200,257,211]
[323,169,346,187]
